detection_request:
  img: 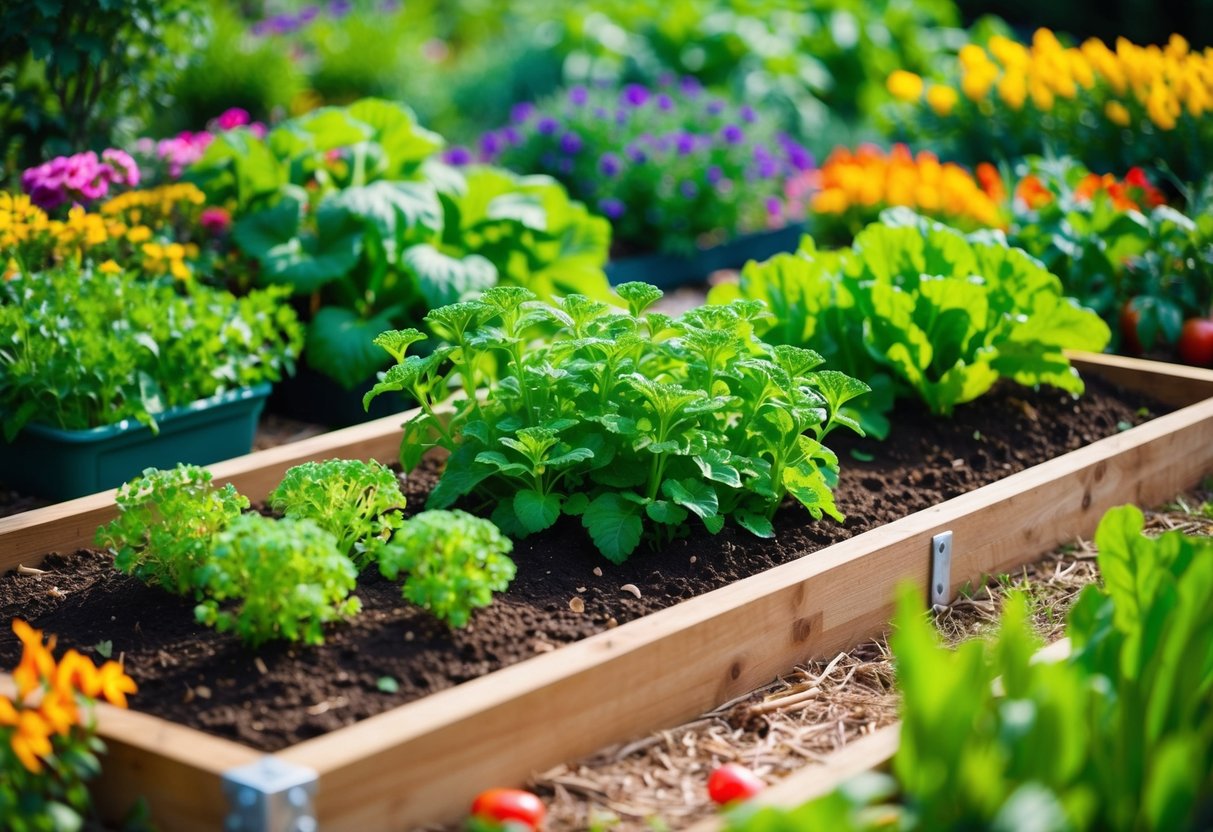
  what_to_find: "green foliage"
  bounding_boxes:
[1006,157,1213,353]
[96,465,248,596]
[188,99,610,387]
[365,283,866,563]
[195,514,362,647]
[0,262,303,439]
[378,509,516,628]
[711,211,1110,431]
[0,0,207,176]
[0,729,106,832]
[723,504,1213,831]
[268,459,406,566]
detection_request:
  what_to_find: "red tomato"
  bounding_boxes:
[707,763,765,805]
[1120,300,1146,355]
[471,788,546,829]
[1178,318,1213,367]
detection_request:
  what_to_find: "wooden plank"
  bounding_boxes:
[0,674,260,830]
[280,391,1213,829]
[0,408,412,572]
[685,639,1075,832]
[1068,351,1213,407]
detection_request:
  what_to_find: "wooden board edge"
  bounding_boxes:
[1068,350,1213,407]
[275,398,1213,828]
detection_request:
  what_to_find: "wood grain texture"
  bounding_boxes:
[1,355,1210,830]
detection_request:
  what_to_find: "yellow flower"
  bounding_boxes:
[1105,100,1131,125]
[98,259,123,275]
[926,84,959,116]
[998,71,1027,110]
[811,188,849,215]
[1029,78,1056,110]
[887,70,925,102]
[96,661,137,709]
[961,63,997,102]
[126,225,152,244]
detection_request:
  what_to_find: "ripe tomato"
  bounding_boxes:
[470,788,546,829]
[1120,300,1146,355]
[707,763,765,805]
[1178,318,1213,367]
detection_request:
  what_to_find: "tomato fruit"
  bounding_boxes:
[1178,318,1213,367]
[471,788,546,829]
[707,763,765,805]
[1120,300,1146,355]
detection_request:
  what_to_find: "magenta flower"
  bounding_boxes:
[200,207,232,236]
[214,108,252,131]
[21,148,141,210]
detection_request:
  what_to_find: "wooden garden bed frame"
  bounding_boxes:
[2,353,1212,830]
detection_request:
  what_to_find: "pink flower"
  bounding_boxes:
[214,107,251,131]
[21,148,138,210]
[101,149,140,187]
[200,207,231,236]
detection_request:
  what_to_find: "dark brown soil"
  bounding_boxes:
[0,377,1161,751]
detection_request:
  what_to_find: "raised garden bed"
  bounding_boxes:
[605,225,805,289]
[1,352,1212,830]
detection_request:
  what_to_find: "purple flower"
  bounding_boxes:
[625,144,647,164]
[268,14,298,35]
[614,110,629,126]
[740,105,757,124]
[706,165,723,184]
[250,20,271,36]
[559,131,583,155]
[657,71,676,87]
[766,197,783,218]
[620,84,650,107]
[656,94,674,111]
[379,0,402,12]
[679,76,703,97]
[502,126,521,145]
[327,0,353,17]
[510,102,535,124]
[674,132,696,156]
[680,180,699,199]
[779,135,815,172]
[757,158,779,179]
[598,153,622,177]
[721,124,744,145]
[536,116,560,136]
[568,85,589,106]
[479,131,503,159]
[443,146,474,166]
[598,197,626,219]
[298,6,320,24]
[706,99,726,116]
[593,107,609,120]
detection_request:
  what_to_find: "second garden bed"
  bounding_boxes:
[0,353,1211,830]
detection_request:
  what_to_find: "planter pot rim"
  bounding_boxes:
[11,383,273,445]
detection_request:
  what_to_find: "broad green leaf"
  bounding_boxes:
[662,478,719,520]
[513,490,561,534]
[305,306,397,387]
[582,493,644,564]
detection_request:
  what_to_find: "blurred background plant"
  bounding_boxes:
[0,0,207,184]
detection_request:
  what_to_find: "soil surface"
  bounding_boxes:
[0,376,1163,751]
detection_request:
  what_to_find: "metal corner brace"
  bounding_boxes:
[930,530,953,610]
[223,756,318,832]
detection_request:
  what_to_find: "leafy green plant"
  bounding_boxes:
[723,504,1213,831]
[0,261,303,439]
[268,458,406,566]
[710,210,1110,435]
[188,99,610,387]
[96,464,248,596]
[379,509,516,628]
[194,514,361,647]
[365,283,868,563]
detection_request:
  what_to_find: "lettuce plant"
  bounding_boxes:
[724,504,1213,831]
[365,283,868,563]
[710,210,1111,436]
[379,509,516,628]
[96,464,248,596]
[0,261,303,439]
[194,514,362,648]
[268,458,406,566]
[188,99,611,387]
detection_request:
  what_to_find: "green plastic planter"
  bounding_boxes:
[0,384,272,501]
[605,223,806,288]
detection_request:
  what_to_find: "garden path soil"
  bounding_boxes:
[0,376,1163,751]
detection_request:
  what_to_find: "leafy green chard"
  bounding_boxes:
[268,458,406,565]
[365,283,868,563]
[96,465,248,596]
[710,210,1111,435]
[378,509,516,628]
[194,514,361,647]
[723,504,1213,831]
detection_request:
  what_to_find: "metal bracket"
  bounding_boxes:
[930,530,953,610]
[222,756,318,832]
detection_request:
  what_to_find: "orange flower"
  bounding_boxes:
[38,688,78,736]
[976,163,1006,202]
[95,661,137,709]
[9,710,53,773]
[1015,175,1053,210]
[55,649,100,699]
[12,620,55,698]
